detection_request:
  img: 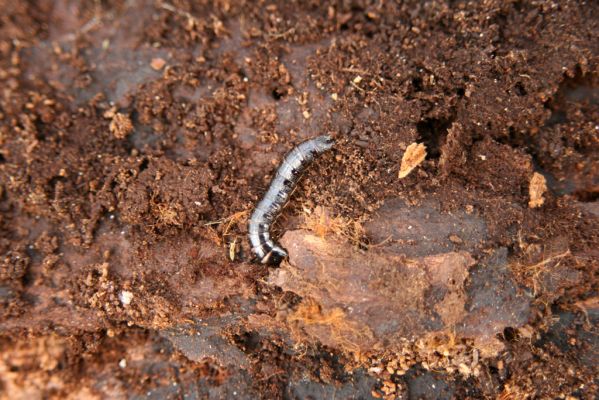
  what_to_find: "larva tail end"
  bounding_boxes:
[318,135,335,149]
[261,246,288,265]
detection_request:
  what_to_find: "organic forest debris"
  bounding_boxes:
[529,172,548,208]
[109,112,133,139]
[1,1,597,398]
[398,142,427,178]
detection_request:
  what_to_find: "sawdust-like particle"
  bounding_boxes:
[399,142,427,178]
[528,172,547,208]
[109,113,133,139]
[154,202,182,226]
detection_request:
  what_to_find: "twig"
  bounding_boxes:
[160,2,199,23]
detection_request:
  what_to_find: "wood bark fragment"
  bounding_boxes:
[399,142,427,178]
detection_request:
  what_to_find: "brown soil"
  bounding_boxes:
[0,1,597,399]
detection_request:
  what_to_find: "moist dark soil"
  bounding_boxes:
[0,1,597,399]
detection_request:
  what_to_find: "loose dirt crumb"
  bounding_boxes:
[109,113,133,139]
[399,142,427,178]
[529,172,548,208]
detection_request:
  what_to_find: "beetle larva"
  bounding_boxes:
[249,135,334,264]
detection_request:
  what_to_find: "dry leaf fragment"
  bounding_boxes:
[528,172,547,208]
[399,142,427,178]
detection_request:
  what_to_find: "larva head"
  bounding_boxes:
[261,246,288,265]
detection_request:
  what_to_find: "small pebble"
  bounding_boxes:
[119,290,133,306]
[150,57,166,71]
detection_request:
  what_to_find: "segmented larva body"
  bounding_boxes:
[249,135,334,264]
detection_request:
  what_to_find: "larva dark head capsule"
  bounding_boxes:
[261,246,287,265]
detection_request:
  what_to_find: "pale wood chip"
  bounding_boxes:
[399,142,427,178]
[528,172,547,208]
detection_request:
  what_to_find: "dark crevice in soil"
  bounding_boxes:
[417,116,454,159]
[573,190,599,203]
